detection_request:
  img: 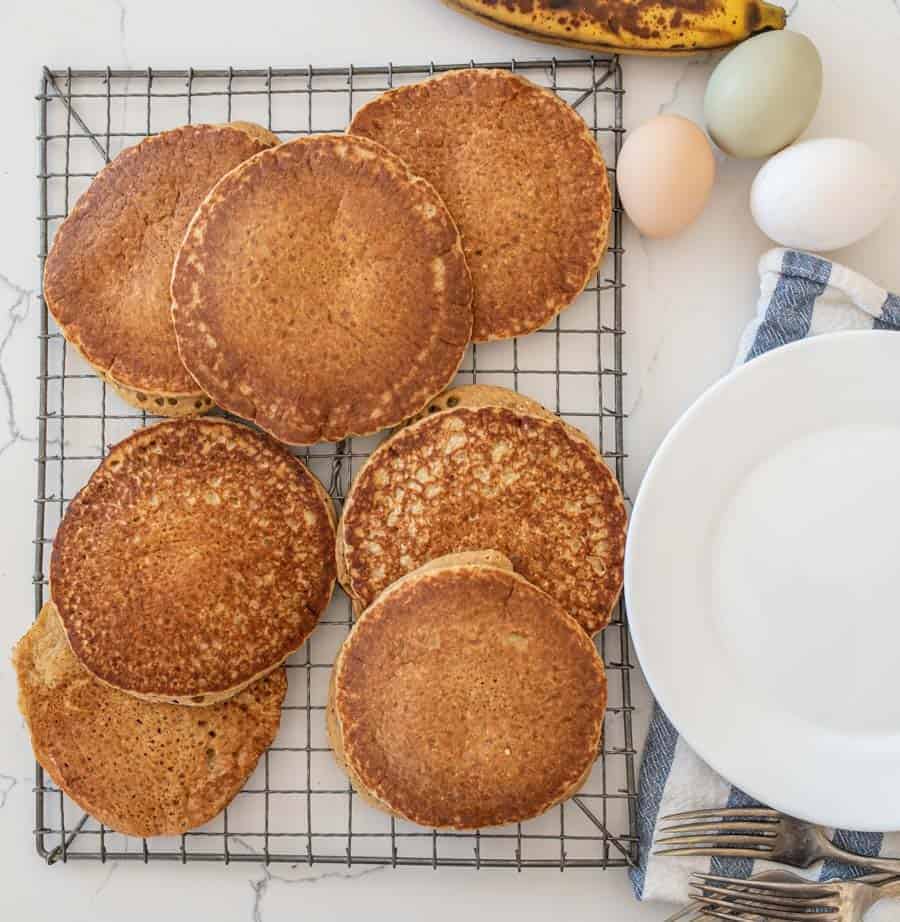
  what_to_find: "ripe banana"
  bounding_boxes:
[441,0,787,55]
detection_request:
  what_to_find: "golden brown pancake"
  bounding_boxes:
[171,134,473,445]
[414,381,558,423]
[50,418,336,704]
[349,69,610,341]
[43,122,279,415]
[14,603,286,838]
[338,384,626,635]
[328,555,607,829]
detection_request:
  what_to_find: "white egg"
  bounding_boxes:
[751,138,897,252]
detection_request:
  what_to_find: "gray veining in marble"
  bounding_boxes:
[0,274,36,456]
[250,866,385,922]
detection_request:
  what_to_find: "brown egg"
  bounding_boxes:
[617,115,716,239]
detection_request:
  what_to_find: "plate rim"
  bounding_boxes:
[625,329,900,831]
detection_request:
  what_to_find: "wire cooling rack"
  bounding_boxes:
[33,58,635,869]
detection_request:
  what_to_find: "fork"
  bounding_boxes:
[656,806,900,874]
[663,870,897,922]
[687,870,900,921]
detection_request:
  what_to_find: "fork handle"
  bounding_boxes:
[817,832,900,874]
[870,878,900,906]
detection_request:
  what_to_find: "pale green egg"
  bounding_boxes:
[704,30,822,159]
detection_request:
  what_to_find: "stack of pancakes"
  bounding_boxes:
[16,418,336,836]
[44,71,610,444]
[330,384,625,828]
[19,70,627,837]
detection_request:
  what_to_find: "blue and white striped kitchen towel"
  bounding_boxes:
[631,247,900,904]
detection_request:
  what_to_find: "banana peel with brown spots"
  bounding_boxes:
[441,0,786,55]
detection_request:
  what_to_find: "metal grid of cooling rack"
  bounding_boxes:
[33,58,635,869]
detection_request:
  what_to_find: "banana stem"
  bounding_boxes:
[755,1,788,34]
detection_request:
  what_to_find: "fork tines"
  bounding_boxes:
[689,873,840,919]
[655,807,781,859]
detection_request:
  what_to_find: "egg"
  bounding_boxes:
[751,138,898,252]
[617,115,716,239]
[705,31,822,159]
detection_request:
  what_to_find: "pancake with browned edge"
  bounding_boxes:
[328,554,607,829]
[338,384,626,635]
[50,418,336,704]
[14,603,286,838]
[43,122,279,416]
[349,69,610,341]
[171,134,473,445]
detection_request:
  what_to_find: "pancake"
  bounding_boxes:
[50,418,336,704]
[101,370,215,417]
[171,134,473,445]
[415,381,557,423]
[338,384,626,635]
[349,69,610,342]
[43,122,280,415]
[14,603,286,838]
[328,555,607,829]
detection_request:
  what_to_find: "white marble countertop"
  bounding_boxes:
[2,1,900,919]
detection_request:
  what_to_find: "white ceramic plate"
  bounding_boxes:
[626,331,900,831]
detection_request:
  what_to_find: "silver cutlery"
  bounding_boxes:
[665,870,810,922]
[685,869,900,921]
[656,806,900,874]
[663,870,799,922]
